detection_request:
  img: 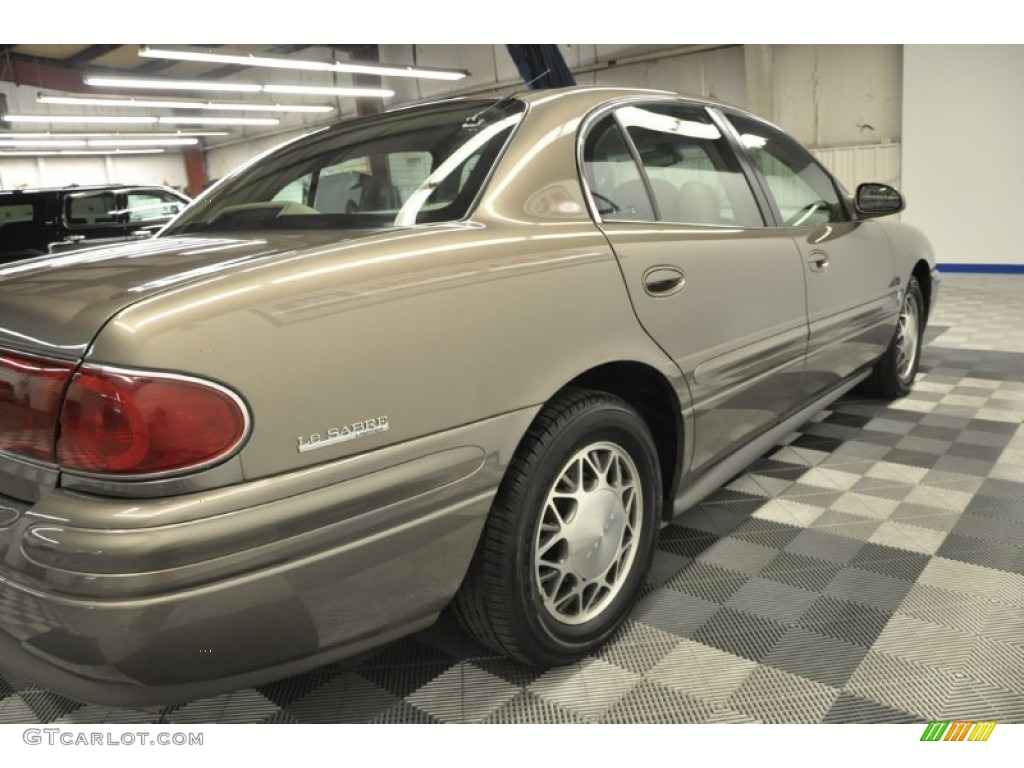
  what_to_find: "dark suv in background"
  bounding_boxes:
[0,184,190,264]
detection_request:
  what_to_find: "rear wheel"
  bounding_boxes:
[454,388,661,665]
[861,275,925,398]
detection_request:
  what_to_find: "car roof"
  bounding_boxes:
[0,184,182,197]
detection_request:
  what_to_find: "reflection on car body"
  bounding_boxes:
[0,87,937,706]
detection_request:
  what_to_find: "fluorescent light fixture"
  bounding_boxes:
[85,75,393,99]
[0,149,165,157]
[39,94,332,114]
[0,137,194,149]
[88,138,198,147]
[263,84,394,98]
[139,45,468,81]
[158,116,279,126]
[0,131,230,138]
[4,115,276,128]
[4,114,158,124]
[86,76,262,92]
[0,140,88,148]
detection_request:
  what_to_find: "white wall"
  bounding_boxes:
[903,45,1024,266]
[0,151,189,190]
[0,80,189,190]
[204,127,312,184]
[377,45,900,146]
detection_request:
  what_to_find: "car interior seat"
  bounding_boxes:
[678,180,722,225]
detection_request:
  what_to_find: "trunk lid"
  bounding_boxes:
[0,230,385,359]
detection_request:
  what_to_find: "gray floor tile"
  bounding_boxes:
[4,273,1024,725]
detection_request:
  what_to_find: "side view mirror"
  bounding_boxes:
[855,183,905,217]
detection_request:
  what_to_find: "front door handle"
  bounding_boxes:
[808,250,829,272]
[643,266,686,297]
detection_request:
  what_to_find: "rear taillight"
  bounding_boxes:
[58,367,248,476]
[0,351,74,462]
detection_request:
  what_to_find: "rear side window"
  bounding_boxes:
[616,104,764,228]
[0,201,35,226]
[582,115,654,221]
[66,192,118,227]
[727,112,846,227]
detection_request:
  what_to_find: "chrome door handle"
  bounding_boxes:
[808,250,829,272]
[642,266,686,297]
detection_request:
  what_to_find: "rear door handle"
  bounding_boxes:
[808,250,829,272]
[643,266,686,297]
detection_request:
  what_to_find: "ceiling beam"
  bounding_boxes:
[0,52,90,92]
[66,44,124,66]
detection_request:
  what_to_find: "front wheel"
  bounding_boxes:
[453,388,661,666]
[861,275,925,399]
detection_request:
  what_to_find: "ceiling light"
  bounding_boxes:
[88,138,198,147]
[0,140,88,148]
[4,115,158,124]
[84,76,393,99]
[39,95,333,114]
[263,84,394,98]
[85,76,262,92]
[139,45,468,81]
[0,149,166,157]
[158,116,279,126]
[0,131,230,138]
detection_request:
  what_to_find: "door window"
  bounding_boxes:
[125,191,186,222]
[66,192,119,227]
[615,104,764,228]
[581,115,654,221]
[727,113,846,227]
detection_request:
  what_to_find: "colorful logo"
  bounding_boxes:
[921,721,997,742]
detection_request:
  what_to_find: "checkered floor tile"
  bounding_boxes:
[2,273,1023,723]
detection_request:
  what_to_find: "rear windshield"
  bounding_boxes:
[167,98,525,235]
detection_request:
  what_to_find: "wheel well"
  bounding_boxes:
[912,260,932,323]
[565,362,682,515]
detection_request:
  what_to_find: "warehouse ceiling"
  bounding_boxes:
[0,44,379,90]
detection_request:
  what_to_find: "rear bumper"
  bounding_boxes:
[0,407,535,706]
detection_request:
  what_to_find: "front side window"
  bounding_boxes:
[616,104,764,228]
[168,99,524,235]
[727,112,846,227]
[66,192,118,228]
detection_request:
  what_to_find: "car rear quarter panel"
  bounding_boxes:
[87,223,684,481]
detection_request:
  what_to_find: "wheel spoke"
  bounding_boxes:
[534,440,645,626]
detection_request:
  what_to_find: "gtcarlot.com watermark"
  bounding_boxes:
[23,728,203,747]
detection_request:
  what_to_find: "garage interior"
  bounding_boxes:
[1,44,1022,724]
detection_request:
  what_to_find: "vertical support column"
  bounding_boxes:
[183,146,208,197]
[744,44,774,121]
[351,44,383,118]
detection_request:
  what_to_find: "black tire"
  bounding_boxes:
[453,387,662,666]
[861,275,925,399]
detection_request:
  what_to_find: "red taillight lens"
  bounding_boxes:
[0,351,74,462]
[58,368,248,475]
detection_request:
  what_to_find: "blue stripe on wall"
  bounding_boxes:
[937,263,1024,274]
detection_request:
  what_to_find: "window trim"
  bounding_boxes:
[576,97,772,230]
[717,108,854,228]
[62,191,126,231]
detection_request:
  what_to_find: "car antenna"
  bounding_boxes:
[462,69,551,130]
